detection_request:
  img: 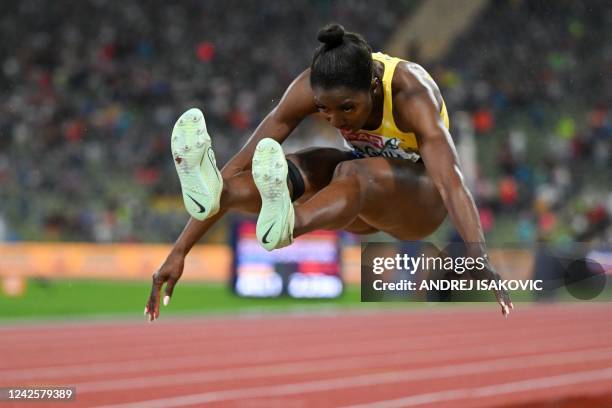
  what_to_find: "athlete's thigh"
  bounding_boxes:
[350,157,447,239]
[286,147,355,202]
[224,147,355,217]
[288,147,379,234]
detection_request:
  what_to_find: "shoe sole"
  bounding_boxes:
[252,138,294,251]
[171,108,222,220]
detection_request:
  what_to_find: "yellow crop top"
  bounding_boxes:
[339,52,450,162]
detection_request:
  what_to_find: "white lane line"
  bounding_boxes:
[0,334,437,382]
[341,368,612,408]
[1,319,597,382]
[2,327,399,363]
[0,307,454,337]
[0,318,374,350]
[4,311,496,364]
[76,341,612,393]
[90,347,612,408]
[5,302,612,360]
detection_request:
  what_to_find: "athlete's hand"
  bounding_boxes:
[145,251,185,322]
[484,264,514,317]
[470,255,514,317]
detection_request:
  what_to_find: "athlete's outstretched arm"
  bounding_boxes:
[399,89,513,317]
[145,70,317,321]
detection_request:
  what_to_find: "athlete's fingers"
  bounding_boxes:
[147,274,164,321]
[150,294,160,321]
[145,298,155,321]
[154,300,160,320]
[503,291,513,312]
[500,300,505,314]
[145,297,157,322]
[163,277,178,306]
[498,293,511,317]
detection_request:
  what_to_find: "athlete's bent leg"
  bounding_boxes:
[250,139,368,250]
[219,146,354,214]
[293,157,447,240]
[284,147,355,203]
[224,161,377,236]
[219,170,262,214]
[293,160,365,236]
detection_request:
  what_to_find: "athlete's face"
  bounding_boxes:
[313,86,373,132]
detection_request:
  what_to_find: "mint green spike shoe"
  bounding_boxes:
[171,108,223,221]
[252,138,295,251]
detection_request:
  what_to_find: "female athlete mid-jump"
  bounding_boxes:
[145,24,513,320]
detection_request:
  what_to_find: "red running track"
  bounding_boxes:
[1,303,612,408]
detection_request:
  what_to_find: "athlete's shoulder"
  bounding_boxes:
[392,60,435,97]
[387,58,445,132]
[391,58,444,113]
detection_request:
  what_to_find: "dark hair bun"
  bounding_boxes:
[317,23,345,48]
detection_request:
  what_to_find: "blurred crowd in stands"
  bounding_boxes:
[0,0,609,246]
[437,0,611,246]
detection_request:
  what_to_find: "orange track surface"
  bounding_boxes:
[1,304,611,407]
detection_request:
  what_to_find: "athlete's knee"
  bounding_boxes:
[289,148,353,193]
[332,160,361,181]
[331,161,365,203]
[285,153,300,166]
[330,161,365,216]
